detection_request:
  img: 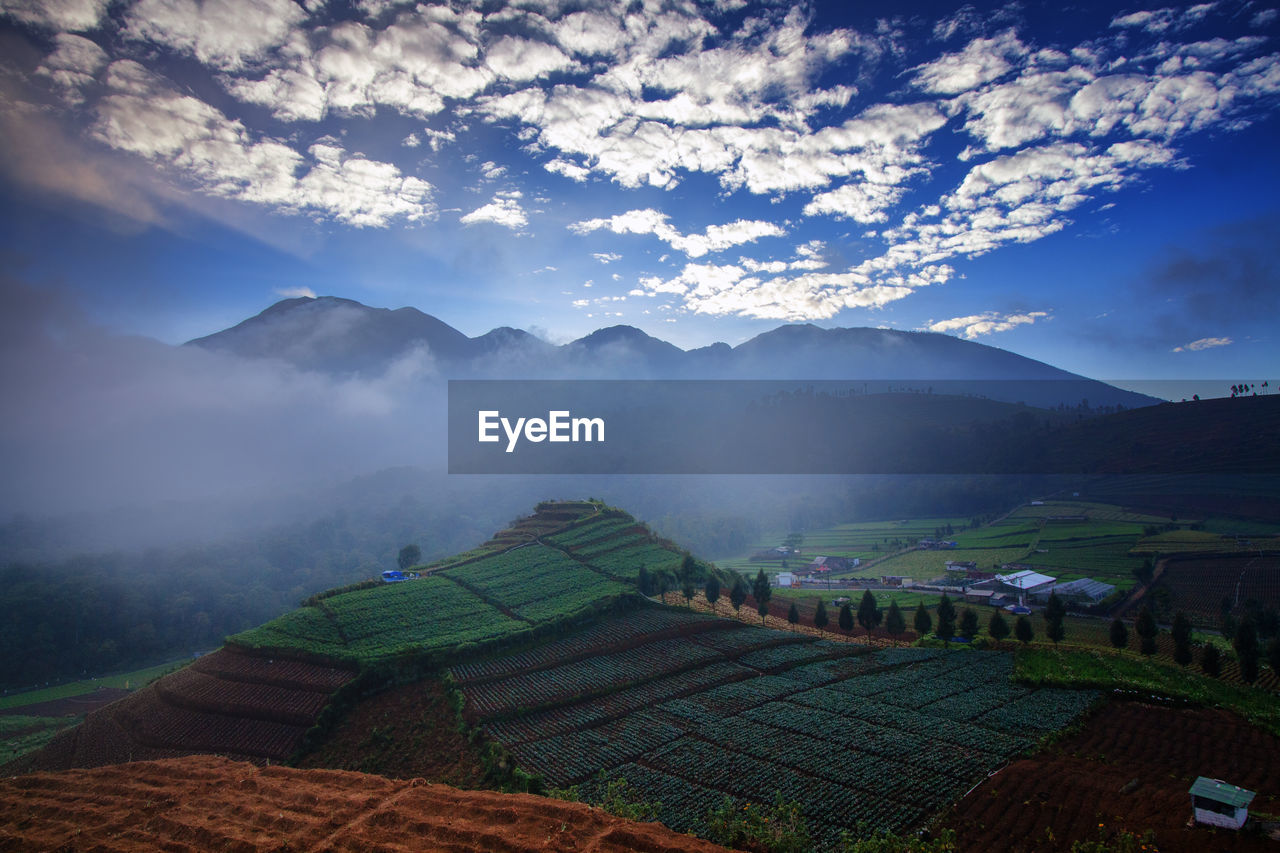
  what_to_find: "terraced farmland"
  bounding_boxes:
[17,502,687,775]
[452,608,1100,846]
[12,648,356,771]
[231,502,672,666]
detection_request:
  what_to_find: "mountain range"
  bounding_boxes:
[187,296,1157,409]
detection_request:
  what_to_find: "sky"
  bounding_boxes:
[1,0,1278,387]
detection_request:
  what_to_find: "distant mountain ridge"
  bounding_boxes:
[186,295,1157,408]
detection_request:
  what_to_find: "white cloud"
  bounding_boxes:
[928,310,1050,338]
[1111,4,1216,34]
[36,33,108,104]
[1173,336,1232,352]
[1252,9,1278,28]
[569,209,784,258]
[0,0,107,31]
[276,286,317,298]
[911,29,1029,94]
[592,252,621,264]
[124,0,306,70]
[460,190,526,230]
[401,133,420,147]
[93,61,435,227]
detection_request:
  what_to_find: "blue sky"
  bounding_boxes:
[1,0,1278,385]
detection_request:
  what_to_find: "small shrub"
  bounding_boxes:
[705,794,810,853]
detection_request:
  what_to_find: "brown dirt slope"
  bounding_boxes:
[944,700,1280,853]
[0,754,732,853]
[5,648,355,774]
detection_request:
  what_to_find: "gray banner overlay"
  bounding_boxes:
[448,380,1278,475]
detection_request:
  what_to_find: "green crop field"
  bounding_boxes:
[453,607,1100,847]
[230,505,679,666]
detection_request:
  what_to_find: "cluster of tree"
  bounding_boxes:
[1108,604,1280,684]
[1229,381,1269,397]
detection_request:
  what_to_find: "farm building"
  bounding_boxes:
[945,560,978,572]
[970,569,1056,604]
[773,572,795,588]
[964,589,998,605]
[1189,777,1255,830]
[881,576,912,587]
[1032,578,1115,606]
[807,556,853,573]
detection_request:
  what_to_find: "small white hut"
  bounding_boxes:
[1189,777,1255,830]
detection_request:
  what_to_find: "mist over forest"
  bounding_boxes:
[2,281,1265,691]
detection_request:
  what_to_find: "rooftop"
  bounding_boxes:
[1190,777,1256,809]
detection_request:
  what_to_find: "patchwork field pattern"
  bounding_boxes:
[231,505,669,666]
[453,607,1099,846]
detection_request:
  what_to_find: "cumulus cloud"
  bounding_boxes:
[1173,336,1232,352]
[460,189,526,229]
[570,209,784,258]
[911,29,1029,94]
[928,310,1050,338]
[0,0,107,31]
[123,0,306,70]
[92,61,435,226]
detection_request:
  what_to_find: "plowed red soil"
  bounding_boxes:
[945,700,1280,852]
[0,755,733,853]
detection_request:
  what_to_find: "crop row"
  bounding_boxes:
[688,624,810,655]
[584,541,685,575]
[449,607,720,683]
[663,674,802,718]
[737,641,851,671]
[570,532,654,558]
[481,661,753,744]
[191,649,354,692]
[544,517,640,547]
[646,736,927,835]
[463,637,723,716]
[773,655,886,686]
[446,543,593,590]
[230,607,347,656]
[700,715,955,809]
[155,668,329,726]
[509,710,686,786]
[119,689,306,759]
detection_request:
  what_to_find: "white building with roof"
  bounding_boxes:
[970,569,1057,605]
[1190,777,1255,829]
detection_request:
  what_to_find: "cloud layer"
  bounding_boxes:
[4,0,1280,322]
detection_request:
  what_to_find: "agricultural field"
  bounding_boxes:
[6,647,356,773]
[1149,553,1280,627]
[232,504,676,666]
[452,605,1100,847]
[945,701,1280,852]
[717,518,972,575]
